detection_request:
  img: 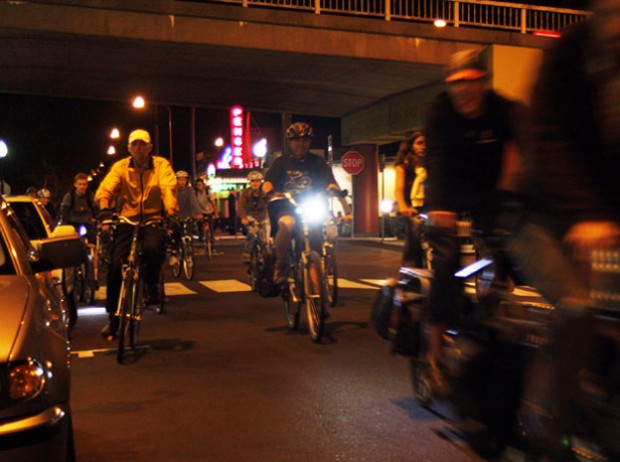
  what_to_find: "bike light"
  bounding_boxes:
[78,225,87,237]
[299,196,327,224]
[9,359,46,401]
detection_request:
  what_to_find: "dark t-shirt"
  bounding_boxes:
[61,189,97,225]
[265,152,336,199]
[425,91,521,215]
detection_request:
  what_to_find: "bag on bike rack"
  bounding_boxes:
[370,279,398,340]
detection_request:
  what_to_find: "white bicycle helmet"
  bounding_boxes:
[247,171,264,181]
[37,188,51,198]
[175,170,189,179]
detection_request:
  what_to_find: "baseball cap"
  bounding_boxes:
[445,49,487,83]
[128,129,151,144]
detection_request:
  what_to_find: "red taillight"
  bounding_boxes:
[533,30,561,38]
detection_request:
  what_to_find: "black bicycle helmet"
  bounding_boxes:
[286,122,313,140]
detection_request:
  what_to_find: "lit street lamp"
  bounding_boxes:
[131,95,173,166]
[0,139,8,195]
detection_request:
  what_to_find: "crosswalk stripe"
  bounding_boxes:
[359,278,389,287]
[339,279,380,289]
[96,277,380,297]
[199,279,253,292]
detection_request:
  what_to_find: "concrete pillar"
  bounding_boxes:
[350,144,379,236]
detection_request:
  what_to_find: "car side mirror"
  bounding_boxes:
[51,224,78,238]
[30,236,86,273]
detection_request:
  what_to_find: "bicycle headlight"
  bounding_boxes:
[9,359,46,401]
[297,196,327,224]
[78,225,88,237]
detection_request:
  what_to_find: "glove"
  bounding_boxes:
[97,208,115,222]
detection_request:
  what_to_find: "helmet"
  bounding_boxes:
[175,170,189,179]
[286,122,313,140]
[247,171,264,182]
[26,186,38,195]
[37,188,51,198]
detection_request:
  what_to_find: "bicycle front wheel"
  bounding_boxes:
[170,245,181,278]
[182,239,194,280]
[117,276,133,364]
[304,250,327,342]
[284,256,302,330]
[155,263,165,314]
[83,257,96,306]
[323,247,338,307]
[128,276,144,349]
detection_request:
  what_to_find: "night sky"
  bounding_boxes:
[0,93,340,201]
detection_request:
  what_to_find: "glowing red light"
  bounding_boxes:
[533,30,561,38]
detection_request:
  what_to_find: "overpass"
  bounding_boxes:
[0,0,588,235]
[0,0,587,145]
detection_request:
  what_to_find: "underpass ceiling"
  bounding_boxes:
[0,29,444,119]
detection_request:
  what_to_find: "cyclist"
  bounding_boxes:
[169,170,202,263]
[195,178,219,245]
[262,121,346,284]
[37,188,58,221]
[394,132,427,268]
[239,170,268,263]
[423,48,527,396]
[95,128,178,341]
[25,186,38,198]
[60,172,98,241]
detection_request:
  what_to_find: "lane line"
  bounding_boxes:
[199,279,253,292]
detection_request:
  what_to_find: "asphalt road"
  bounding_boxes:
[68,237,481,462]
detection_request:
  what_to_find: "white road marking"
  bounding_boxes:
[164,282,197,295]
[339,279,379,289]
[200,279,253,292]
[359,278,389,287]
[70,345,149,358]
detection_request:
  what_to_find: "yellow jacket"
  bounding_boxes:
[95,155,178,222]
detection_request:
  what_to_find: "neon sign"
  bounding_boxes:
[230,106,244,169]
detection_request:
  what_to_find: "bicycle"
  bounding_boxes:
[74,224,97,306]
[246,218,272,292]
[322,216,339,307]
[176,217,195,280]
[272,192,328,342]
[113,216,165,364]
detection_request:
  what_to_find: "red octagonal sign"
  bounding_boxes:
[341,151,365,175]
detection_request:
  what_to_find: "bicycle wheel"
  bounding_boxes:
[248,243,260,291]
[323,246,338,307]
[205,225,213,260]
[155,263,165,314]
[304,250,327,342]
[116,276,133,364]
[128,276,144,349]
[182,238,194,280]
[74,265,84,304]
[83,257,96,306]
[284,255,302,330]
[170,244,181,278]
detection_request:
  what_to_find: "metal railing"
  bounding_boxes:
[194,0,590,34]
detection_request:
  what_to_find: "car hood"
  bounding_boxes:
[0,276,29,362]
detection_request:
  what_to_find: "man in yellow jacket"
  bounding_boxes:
[96,128,178,340]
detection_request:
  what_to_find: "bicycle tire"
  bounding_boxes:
[74,265,85,303]
[155,264,165,314]
[304,250,327,342]
[170,244,181,278]
[116,276,132,364]
[83,258,96,306]
[323,247,338,307]
[248,243,259,291]
[128,276,144,349]
[284,252,302,330]
[182,239,194,280]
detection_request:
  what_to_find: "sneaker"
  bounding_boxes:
[146,284,160,305]
[426,361,451,398]
[100,316,119,341]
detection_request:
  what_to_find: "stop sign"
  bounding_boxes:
[341,151,365,175]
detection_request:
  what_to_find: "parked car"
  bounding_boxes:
[0,195,84,461]
[6,195,80,329]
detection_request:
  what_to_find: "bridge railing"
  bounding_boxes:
[211,0,590,33]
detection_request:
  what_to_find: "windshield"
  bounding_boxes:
[0,225,16,275]
[8,202,48,241]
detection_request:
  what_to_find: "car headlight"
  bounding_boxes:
[9,359,46,401]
